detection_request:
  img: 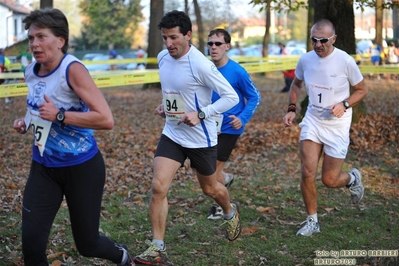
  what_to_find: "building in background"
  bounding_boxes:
[355,7,393,40]
[0,0,31,49]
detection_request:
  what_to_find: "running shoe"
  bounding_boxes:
[348,168,364,204]
[220,203,241,241]
[133,240,168,265]
[207,204,223,220]
[224,173,235,189]
[296,217,320,236]
[116,244,135,266]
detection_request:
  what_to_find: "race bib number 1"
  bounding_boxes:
[308,83,334,110]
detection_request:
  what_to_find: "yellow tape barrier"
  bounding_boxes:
[7,57,159,71]
[0,70,161,98]
[1,56,399,98]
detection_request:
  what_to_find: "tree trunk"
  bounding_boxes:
[193,0,205,54]
[297,0,313,122]
[375,0,384,47]
[314,0,356,54]
[144,0,164,89]
[306,0,314,51]
[299,0,367,123]
[40,0,53,8]
[262,0,271,57]
[147,0,164,69]
[393,5,399,39]
[184,0,189,15]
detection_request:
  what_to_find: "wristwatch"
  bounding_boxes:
[56,110,66,129]
[343,101,350,109]
[198,110,206,120]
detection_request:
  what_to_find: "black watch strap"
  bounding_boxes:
[198,110,206,120]
[56,110,66,129]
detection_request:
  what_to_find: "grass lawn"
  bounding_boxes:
[0,72,398,266]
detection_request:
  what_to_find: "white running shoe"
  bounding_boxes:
[296,217,320,236]
[224,173,235,189]
[207,204,223,220]
[348,168,364,204]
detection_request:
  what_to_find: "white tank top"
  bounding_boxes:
[24,54,98,167]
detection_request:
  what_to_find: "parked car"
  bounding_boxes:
[121,51,138,70]
[242,45,262,57]
[226,44,279,57]
[266,43,281,55]
[286,40,306,50]
[84,54,124,71]
[226,47,245,57]
[84,54,110,71]
[82,53,103,61]
[356,39,388,55]
[286,47,306,55]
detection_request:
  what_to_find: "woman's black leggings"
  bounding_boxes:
[22,151,123,265]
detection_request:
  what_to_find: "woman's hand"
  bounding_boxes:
[13,118,27,134]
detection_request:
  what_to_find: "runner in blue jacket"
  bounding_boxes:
[207,28,261,220]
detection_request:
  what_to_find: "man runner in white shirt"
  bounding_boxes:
[133,10,241,266]
[283,19,368,237]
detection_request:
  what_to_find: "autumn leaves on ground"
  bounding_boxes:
[0,72,398,265]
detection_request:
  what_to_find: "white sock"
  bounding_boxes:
[347,172,356,186]
[152,239,165,250]
[309,213,318,223]
[223,207,235,220]
[120,249,128,264]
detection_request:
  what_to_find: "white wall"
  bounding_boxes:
[0,5,28,49]
[0,5,12,49]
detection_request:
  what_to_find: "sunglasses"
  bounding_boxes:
[207,41,226,46]
[310,35,335,44]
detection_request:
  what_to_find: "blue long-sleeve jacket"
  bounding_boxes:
[212,59,261,135]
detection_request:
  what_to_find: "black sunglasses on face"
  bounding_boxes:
[310,35,335,44]
[207,41,226,46]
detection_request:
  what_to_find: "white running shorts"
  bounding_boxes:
[299,112,351,159]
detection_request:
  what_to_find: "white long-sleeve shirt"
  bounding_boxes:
[158,45,238,148]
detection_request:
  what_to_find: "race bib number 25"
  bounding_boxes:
[30,110,51,157]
